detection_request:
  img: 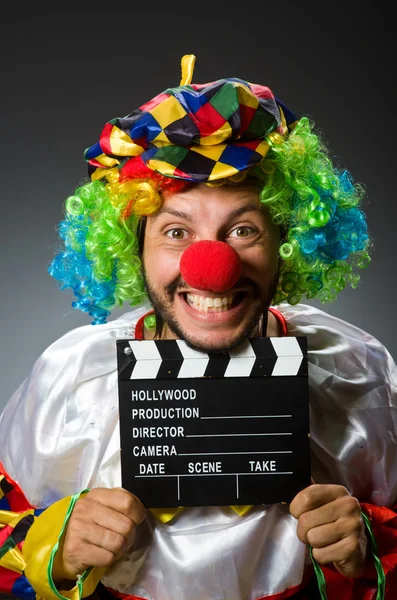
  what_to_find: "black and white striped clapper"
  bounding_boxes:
[117,336,310,508]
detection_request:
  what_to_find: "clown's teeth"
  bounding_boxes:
[186,293,236,313]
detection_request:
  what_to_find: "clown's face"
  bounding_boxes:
[142,183,281,352]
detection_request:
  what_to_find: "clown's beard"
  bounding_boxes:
[143,273,278,353]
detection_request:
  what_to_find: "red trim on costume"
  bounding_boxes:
[135,308,288,341]
[105,589,148,600]
[105,571,313,600]
[135,310,154,340]
[269,306,288,336]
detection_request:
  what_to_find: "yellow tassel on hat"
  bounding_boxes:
[180,54,196,85]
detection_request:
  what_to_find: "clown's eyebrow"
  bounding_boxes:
[150,208,192,222]
[226,205,264,221]
[151,205,262,224]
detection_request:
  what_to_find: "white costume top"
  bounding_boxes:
[0,303,396,600]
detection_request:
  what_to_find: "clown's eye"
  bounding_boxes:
[166,228,188,239]
[229,226,255,238]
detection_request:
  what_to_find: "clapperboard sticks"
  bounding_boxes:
[119,337,308,380]
[117,337,310,508]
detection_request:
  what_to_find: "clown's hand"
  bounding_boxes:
[289,484,368,578]
[52,488,146,583]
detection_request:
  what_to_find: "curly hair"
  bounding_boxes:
[49,117,370,324]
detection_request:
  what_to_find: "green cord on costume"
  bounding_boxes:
[310,546,327,600]
[310,510,386,600]
[361,511,386,600]
[48,489,92,600]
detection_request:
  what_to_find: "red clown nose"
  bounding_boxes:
[180,241,242,292]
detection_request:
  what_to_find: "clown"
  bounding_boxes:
[0,55,396,600]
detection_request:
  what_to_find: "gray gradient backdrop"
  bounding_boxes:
[1,6,395,413]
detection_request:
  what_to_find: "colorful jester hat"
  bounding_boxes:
[84,54,298,183]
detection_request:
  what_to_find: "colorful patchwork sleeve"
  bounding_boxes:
[0,465,104,600]
[317,502,397,599]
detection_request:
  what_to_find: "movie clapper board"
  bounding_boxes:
[117,337,310,508]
